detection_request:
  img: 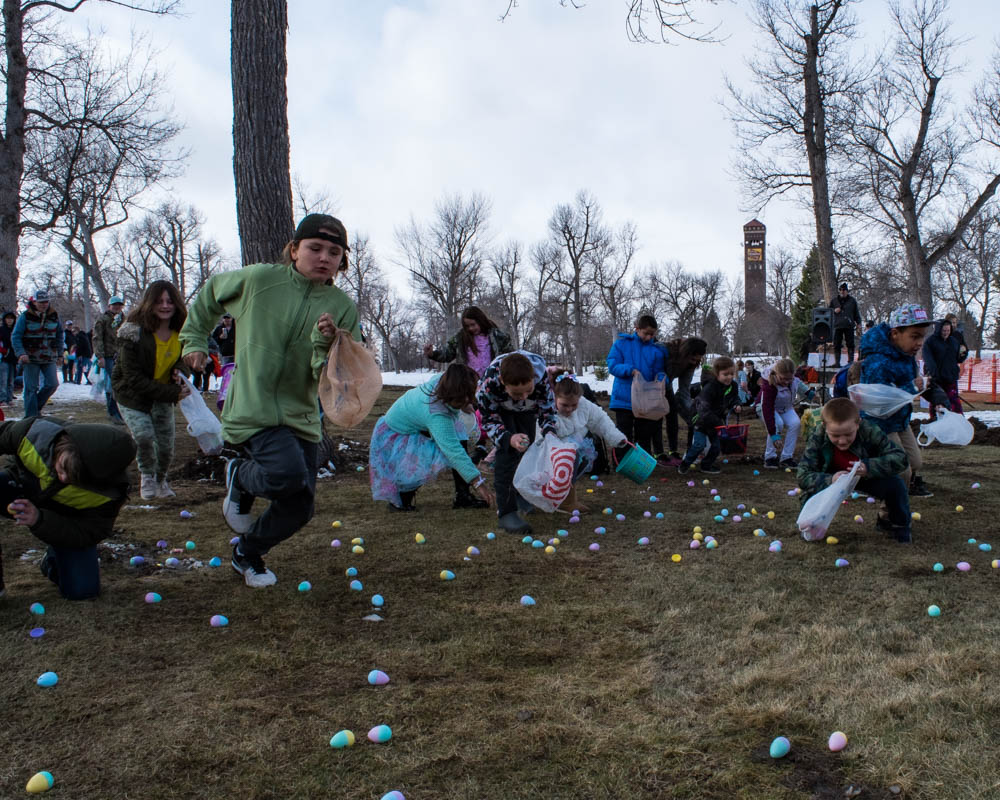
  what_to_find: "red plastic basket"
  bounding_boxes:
[716,413,749,455]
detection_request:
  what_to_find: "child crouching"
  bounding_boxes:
[545,370,627,511]
[797,398,912,543]
[678,356,741,475]
[758,357,814,469]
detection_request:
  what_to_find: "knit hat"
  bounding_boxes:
[293,214,350,250]
[839,282,848,291]
[888,304,930,329]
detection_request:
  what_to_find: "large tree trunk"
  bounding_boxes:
[0,0,28,310]
[803,4,838,304]
[230,0,294,265]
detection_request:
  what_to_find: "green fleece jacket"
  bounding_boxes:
[179,263,361,444]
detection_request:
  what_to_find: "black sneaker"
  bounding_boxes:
[677,462,691,475]
[388,502,416,512]
[764,457,779,469]
[780,458,799,469]
[909,477,933,498]
[699,464,721,474]
[894,526,912,544]
[223,459,255,533]
[453,493,489,509]
[231,544,277,588]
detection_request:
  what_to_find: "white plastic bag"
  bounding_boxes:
[512,432,577,513]
[917,409,974,447]
[848,384,918,419]
[178,374,224,454]
[631,372,670,420]
[89,368,109,403]
[797,461,862,541]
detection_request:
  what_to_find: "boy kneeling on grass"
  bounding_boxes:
[677,356,742,475]
[0,418,136,600]
[797,398,912,543]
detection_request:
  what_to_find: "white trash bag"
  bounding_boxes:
[917,409,974,447]
[89,367,109,404]
[797,461,862,542]
[513,432,577,513]
[848,384,919,419]
[179,374,223,455]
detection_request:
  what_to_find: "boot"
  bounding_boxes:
[453,470,488,509]
[389,489,418,512]
[559,485,588,513]
[909,475,933,498]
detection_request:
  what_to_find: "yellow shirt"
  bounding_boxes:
[153,331,181,384]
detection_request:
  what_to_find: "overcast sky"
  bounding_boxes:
[56,0,998,293]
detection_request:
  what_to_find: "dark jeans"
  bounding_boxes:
[0,360,14,402]
[73,357,90,384]
[614,409,659,455]
[235,426,318,557]
[494,409,538,517]
[682,429,720,469]
[99,357,123,420]
[22,362,59,417]
[0,469,100,599]
[833,327,856,365]
[858,475,910,531]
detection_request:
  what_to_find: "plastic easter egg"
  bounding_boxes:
[737,504,746,511]
[595,481,604,488]
[693,532,704,541]
[544,546,556,554]
[693,526,703,534]
[36,671,58,687]
[381,792,405,800]
[671,554,681,563]
[156,539,168,549]
[721,508,729,517]
[521,535,533,544]
[650,495,659,502]
[129,555,144,566]
[706,540,718,549]
[349,579,363,591]
[210,614,229,627]
[968,538,977,544]
[345,566,358,577]
[713,496,721,503]
[932,563,944,572]
[786,489,797,496]
[329,729,355,748]
[331,520,342,528]
[352,546,365,555]
[356,466,365,472]
[29,628,44,638]
[557,529,568,538]
[992,560,999,569]
[656,512,664,519]
[690,539,701,549]
[180,509,193,519]
[702,479,710,486]
[603,507,613,515]
[298,581,312,592]
[144,592,161,604]
[979,543,992,552]
[586,488,594,494]
[766,511,775,520]
[230,536,240,545]
[769,541,782,553]
[531,540,544,549]
[615,514,626,522]
[710,489,718,495]
[850,491,859,500]
[643,511,652,518]
[751,508,758,515]
[185,540,196,551]
[753,469,760,476]
[590,474,598,480]
[589,543,600,552]
[826,536,839,545]
[569,516,580,523]
[638,537,650,546]
[467,546,480,556]
[828,731,848,752]
[165,557,180,568]
[854,515,864,523]
[911,512,921,521]
[440,570,455,581]
[955,505,964,512]
[835,558,849,568]
[414,533,426,544]
[368,669,390,685]
[330,539,341,548]
[486,532,496,540]
[687,481,696,487]
[595,526,606,535]
[26,771,54,793]
[972,482,981,489]
[866,496,875,504]
[713,515,724,523]
[520,595,536,606]
[927,604,941,617]
[754,529,766,537]
[372,594,385,607]
[548,536,560,545]
[769,736,790,758]
[956,562,971,572]
[368,724,393,743]
[207,556,222,568]
[732,515,742,523]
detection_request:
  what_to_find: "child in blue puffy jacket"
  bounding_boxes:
[606,314,667,456]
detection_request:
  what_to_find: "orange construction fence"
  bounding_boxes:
[958,356,1000,401]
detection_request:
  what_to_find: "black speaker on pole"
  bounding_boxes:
[811,307,833,345]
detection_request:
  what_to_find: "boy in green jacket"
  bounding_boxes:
[797,398,912,543]
[180,214,362,588]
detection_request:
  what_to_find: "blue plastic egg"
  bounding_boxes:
[713,515,724,523]
[531,540,544,549]
[210,614,228,627]
[835,558,849,568]
[521,535,532,544]
[349,580,363,591]
[979,543,992,552]
[368,669,390,685]
[486,532,496,540]
[129,556,144,566]
[638,537,650,546]
[36,671,58,687]
[381,792,406,800]
[345,567,358,577]
[368,724,393,743]
[372,594,385,607]
[329,729,355,748]
[769,736,791,758]
[557,529,568,537]
[185,540,196,551]
[595,527,606,535]
[932,563,944,572]
[165,557,180,568]
[721,509,729,517]
[520,595,536,606]
[209,556,222,568]
[180,510,193,519]
[656,512,664,519]
[298,581,312,592]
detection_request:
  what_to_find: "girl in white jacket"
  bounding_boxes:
[542,371,627,511]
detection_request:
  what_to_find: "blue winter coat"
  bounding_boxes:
[606,333,668,411]
[859,323,917,433]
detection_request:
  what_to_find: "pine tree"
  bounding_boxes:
[788,246,823,359]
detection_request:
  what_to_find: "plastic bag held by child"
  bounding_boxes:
[318,329,382,428]
[917,409,974,447]
[631,372,670,420]
[847,384,918,419]
[513,433,577,513]
[89,367,109,404]
[797,461,862,542]
[179,374,224,454]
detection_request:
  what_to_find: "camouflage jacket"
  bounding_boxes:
[796,419,907,503]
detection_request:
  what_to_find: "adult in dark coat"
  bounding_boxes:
[211,313,236,364]
[829,282,862,367]
[922,319,967,414]
[72,327,93,384]
[0,311,17,403]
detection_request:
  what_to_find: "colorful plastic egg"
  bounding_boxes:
[603,507,613,515]
[702,479,710,486]
[693,532,703,541]
[26,771,54,793]
[164,557,180,568]
[372,594,385,607]
[769,736,790,758]
[298,581,312,592]
[352,546,365,554]
[753,470,760,476]
[467,546,480,556]
[766,511,775,520]
[927,604,941,617]
[687,481,696,487]
[556,529,568,538]
[544,545,556,554]
[144,592,161,604]
[331,520,342,528]
[968,538,977,544]
[638,537,650,546]
[754,529,766,537]
[345,566,358,576]
[854,515,864,523]
[649,495,659,502]
[828,731,848,752]
[486,532,496,540]
[569,516,580,523]
[955,505,964,512]
[36,671,58,687]
[595,481,604,488]
[979,543,992,552]
[351,537,364,545]
[993,560,999,569]
[595,527,606,535]
[440,570,455,580]
[656,512,664,519]
[589,543,600,552]
[826,536,839,545]
[866,497,875,504]
[330,539,341,548]
[643,511,652,518]
[329,729,355,748]
[531,540,544,549]
[933,563,944,572]
[415,533,426,544]
[732,515,742,523]
[368,669,390,686]
[710,489,718,495]
[520,595,536,606]
[769,541,782,553]
[705,540,718,549]
[615,514,626,521]
[835,558,849,568]
[185,540,196,551]
[971,482,981,489]
[210,614,228,627]
[349,580,363,591]
[721,509,729,517]
[180,510,193,519]
[911,512,921,521]
[29,628,44,638]
[713,515,724,523]
[671,554,681,563]
[690,540,701,549]
[957,562,971,572]
[156,539,168,549]
[521,536,533,544]
[381,792,405,800]
[368,724,393,743]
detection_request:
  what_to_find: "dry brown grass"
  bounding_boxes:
[2,389,1000,799]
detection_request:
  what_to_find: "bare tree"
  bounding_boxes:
[841,0,1000,314]
[396,192,492,331]
[647,260,726,340]
[292,172,336,219]
[727,0,862,303]
[231,0,293,265]
[488,240,531,350]
[591,221,639,342]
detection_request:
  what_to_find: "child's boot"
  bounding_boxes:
[452,470,488,509]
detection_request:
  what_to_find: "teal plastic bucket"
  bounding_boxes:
[615,444,657,483]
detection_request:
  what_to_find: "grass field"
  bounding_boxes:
[2,388,1000,799]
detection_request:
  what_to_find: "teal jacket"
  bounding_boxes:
[796,419,907,503]
[179,263,361,444]
[383,376,479,483]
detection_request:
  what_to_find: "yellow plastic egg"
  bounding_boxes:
[352,545,365,554]
[331,521,342,528]
[911,512,921,521]
[671,554,682,563]
[767,511,775,520]
[26,772,53,793]
[414,533,425,544]
[992,559,999,569]
[693,533,703,541]
[702,479,710,486]
[751,508,758,515]
[586,488,594,494]
[955,505,964,512]
[544,545,556,554]
[826,536,838,545]
[693,526,702,534]
[351,537,364,545]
